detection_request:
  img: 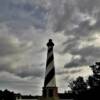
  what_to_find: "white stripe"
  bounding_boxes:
[48,46,52,49]
[45,61,54,76]
[46,76,56,87]
[47,51,53,60]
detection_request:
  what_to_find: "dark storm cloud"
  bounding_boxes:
[49,0,100,68]
[57,68,81,75]
[51,0,100,34]
[16,64,44,78]
[0,35,30,76]
[77,0,100,13]
[0,34,45,79]
[0,36,28,56]
[64,44,100,68]
[0,62,44,78]
[50,0,100,39]
[0,63,12,72]
[64,56,89,68]
[0,0,48,80]
[0,71,42,95]
[0,0,48,29]
[70,45,100,57]
[50,0,77,32]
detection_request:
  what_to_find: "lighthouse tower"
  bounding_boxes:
[41,39,59,100]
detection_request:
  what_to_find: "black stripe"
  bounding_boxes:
[48,47,53,53]
[44,67,55,86]
[94,74,100,79]
[46,54,54,68]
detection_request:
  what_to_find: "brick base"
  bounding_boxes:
[40,87,59,100]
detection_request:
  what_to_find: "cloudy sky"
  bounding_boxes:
[0,0,100,95]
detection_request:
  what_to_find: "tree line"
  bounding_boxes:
[0,89,38,100]
[0,89,17,100]
[69,62,100,100]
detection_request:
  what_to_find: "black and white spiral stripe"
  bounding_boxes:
[44,40,56,87]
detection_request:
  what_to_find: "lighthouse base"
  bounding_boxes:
[40,87,59,100]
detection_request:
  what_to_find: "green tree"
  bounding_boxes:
[88,62,100,88]
[69,77,87,95]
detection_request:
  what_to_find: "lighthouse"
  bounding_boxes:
[41,39,59,100]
